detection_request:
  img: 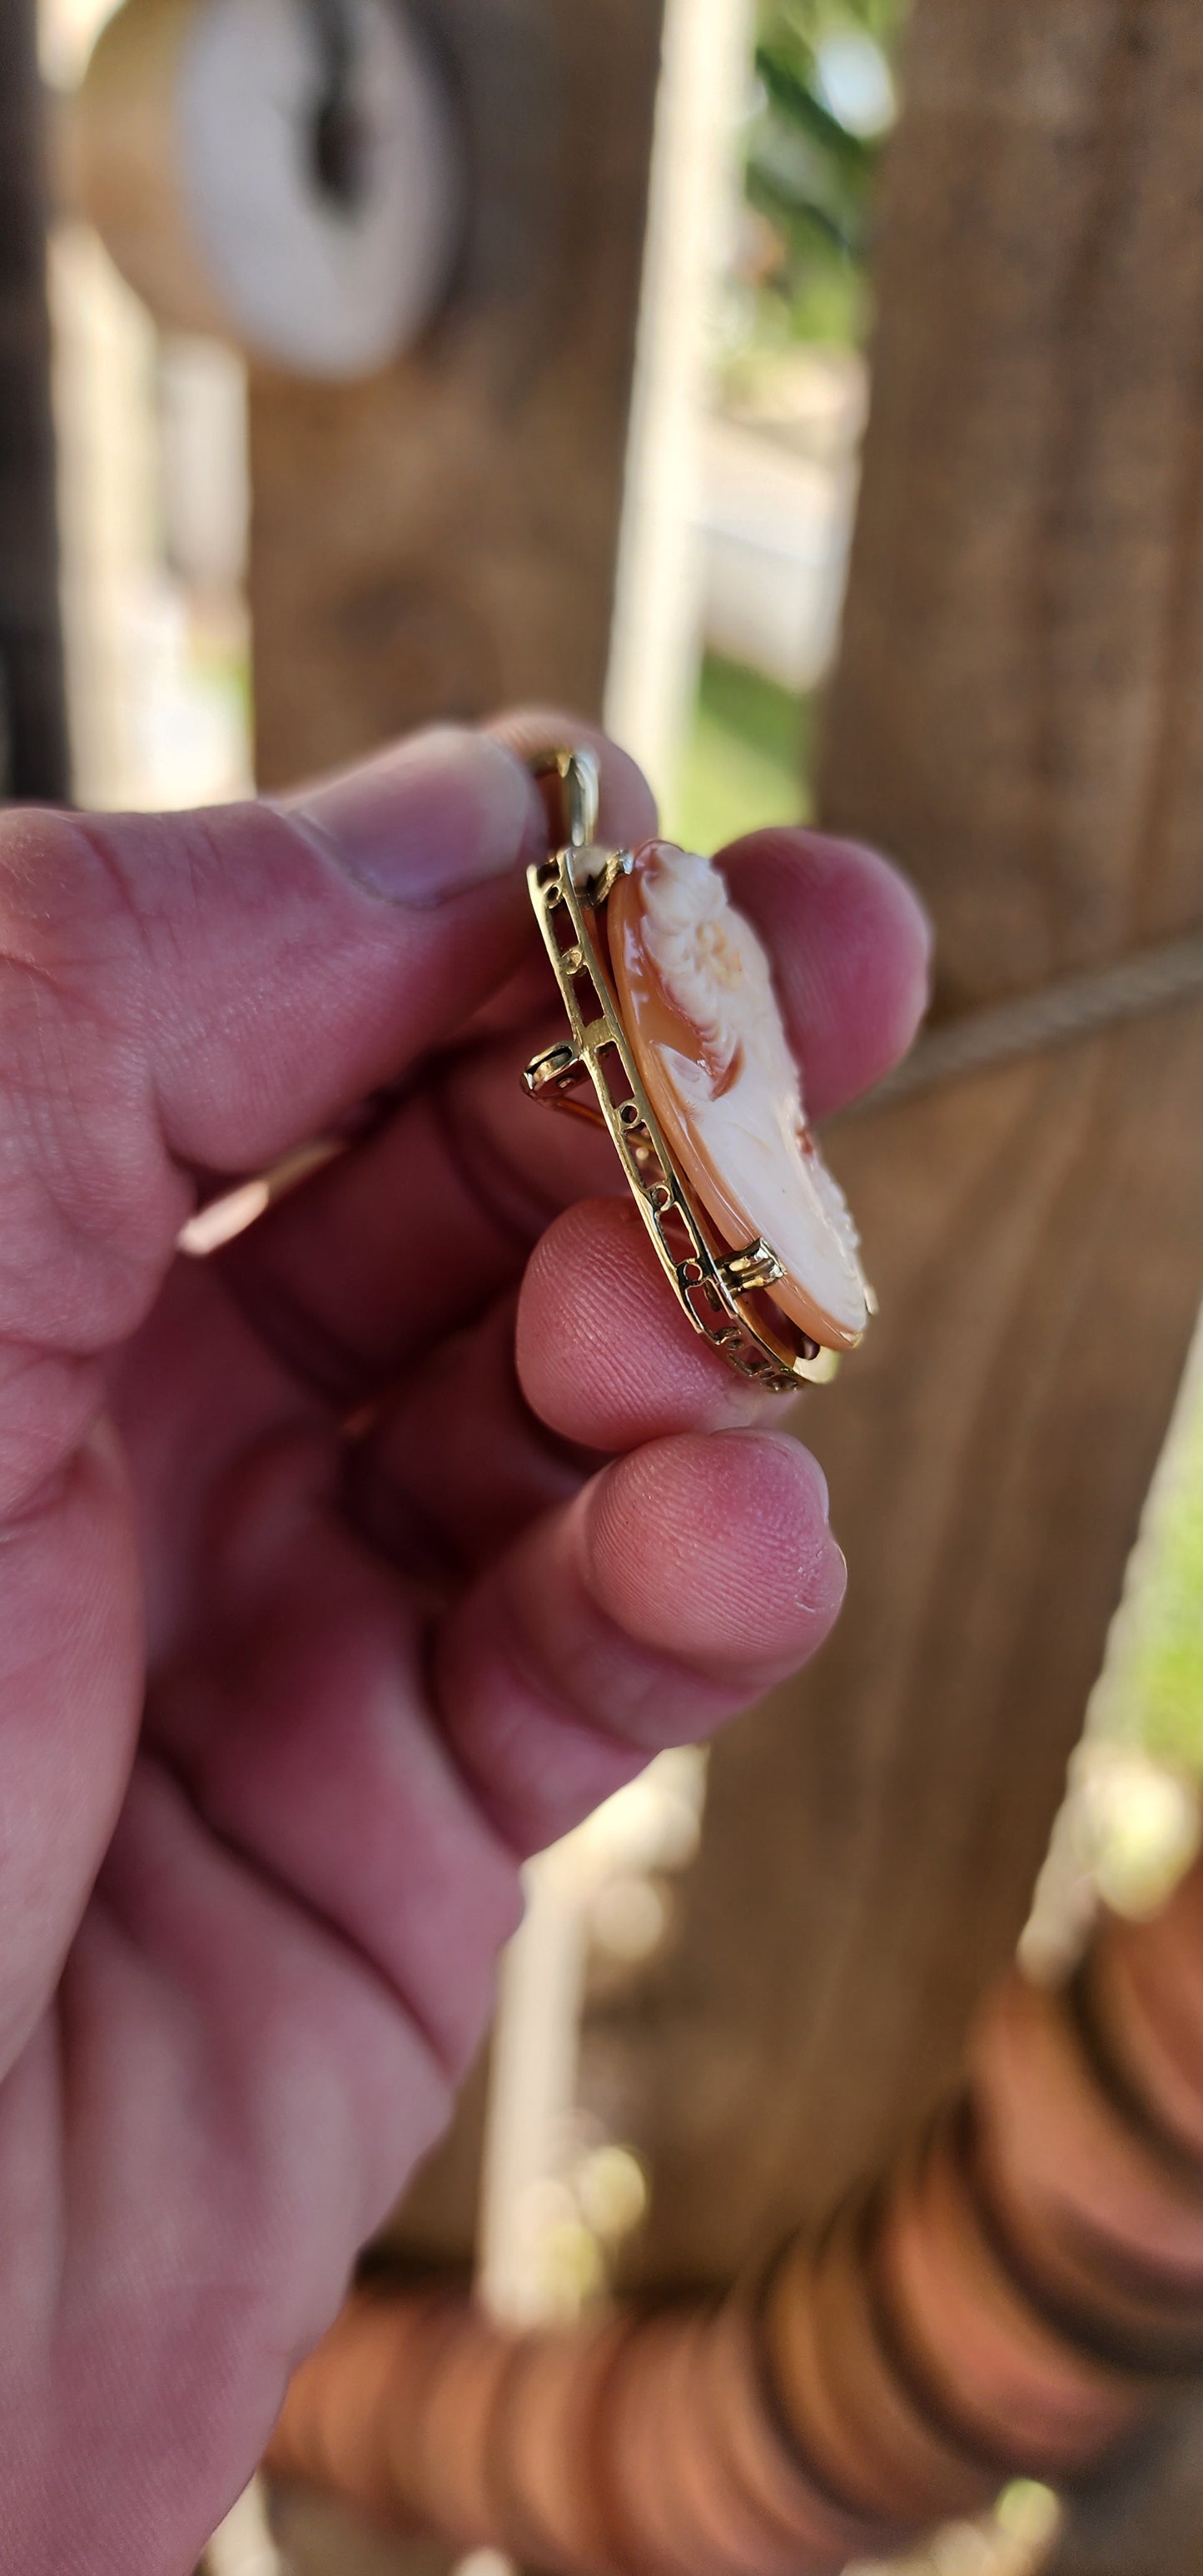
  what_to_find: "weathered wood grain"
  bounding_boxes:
[594,1011,1203,2280]
[270,2484,455,2576]
[249,27,669,2504]
[1046,2391,1203,2576]
[248,0,665,789]
[261,2,1203,2559]
[825,0,1203,1005]
[590,0,1203,2320]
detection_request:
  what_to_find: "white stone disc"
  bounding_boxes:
[177,0,461,375]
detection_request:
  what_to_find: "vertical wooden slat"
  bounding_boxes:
[256,0,1203,2549]
[248,15,671,2557]
[590,0,1203,2319]
[247,0,666,790]
[0,0,70,801]
[1045,2394,1203,2576]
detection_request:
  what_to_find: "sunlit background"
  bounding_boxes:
[32,3,1203,2567]
[42,0,902,831]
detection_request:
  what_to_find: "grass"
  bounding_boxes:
[1101,1349,1203,1775]
[669,654,814,854]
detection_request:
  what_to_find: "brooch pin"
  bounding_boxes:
[522,748,873,1394]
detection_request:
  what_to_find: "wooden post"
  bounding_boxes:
[247,10,670,2554]
[0,0,70,802]
[247,0,666,790]
[254,0,1203,2551]
[1045,2396,1203,2576]
[589,0,1203,2332]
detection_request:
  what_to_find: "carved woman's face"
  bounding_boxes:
[609,842,870,1352]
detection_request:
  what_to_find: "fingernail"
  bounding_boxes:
[282,726,539,906]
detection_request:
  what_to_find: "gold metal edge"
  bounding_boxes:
[524,846,838,1393]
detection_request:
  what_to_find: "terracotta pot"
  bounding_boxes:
[268,1858,1203,2575]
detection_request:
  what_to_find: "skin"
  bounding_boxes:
[0,708,930,2574]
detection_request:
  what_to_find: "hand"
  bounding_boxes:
[0,712,929,2573]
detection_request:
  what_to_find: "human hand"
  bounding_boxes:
[0,714,928,2573]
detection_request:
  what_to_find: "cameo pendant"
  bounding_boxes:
[522,749,872,1394]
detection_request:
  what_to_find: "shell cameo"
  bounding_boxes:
[608,840,870,1353]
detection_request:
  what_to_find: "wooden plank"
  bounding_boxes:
[823,0,1203,1003]
[247,17,667,2564]
[247,50,669,2516]
[270,2485,455,2576]
[1045,2392,1203,2576]
[261,2,1203,2552]
[594,1017,1203,2280]
[247,0,666,789]
[587,0,1203,2315]
[0,0,70,800]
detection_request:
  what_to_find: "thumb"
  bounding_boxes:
[0,725,543,1359]
[117,723,544,1168]
[0,727,542,2077]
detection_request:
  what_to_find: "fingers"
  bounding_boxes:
[219,1084,532,1410]
[720,827,932,1120]
[112,729,541,1174]
[106,1255,324,1661]
[516,1198,775,1451]
[0,1411,143,2079]
[343,1202,773,1580]
[345,1295,587,1578]
[428,804,933,1231]
[215,1003,619,1406]
[0,731,537,1359]
[435,1429,845,1857]
[0,712,646,2077]
[147,1452,522,2076]
[217,820,927,1403]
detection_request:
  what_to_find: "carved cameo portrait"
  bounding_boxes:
[608,841,870,1352]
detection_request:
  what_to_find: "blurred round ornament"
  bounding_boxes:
[75,0,461,376]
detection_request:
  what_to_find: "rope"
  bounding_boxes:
[859,927,1203,1111]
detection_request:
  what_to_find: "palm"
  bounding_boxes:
[0,724,927,2576]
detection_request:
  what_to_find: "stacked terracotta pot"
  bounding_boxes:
[269,1857,1203,2572]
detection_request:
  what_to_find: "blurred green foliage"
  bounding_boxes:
[740,0,908,346]
[679,10,915,843]
[1106,1375,1203,1775]
[670,656,812,854]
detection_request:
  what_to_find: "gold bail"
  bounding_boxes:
[529,745,600,852]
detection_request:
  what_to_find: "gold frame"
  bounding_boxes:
[523,751,838,1394]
